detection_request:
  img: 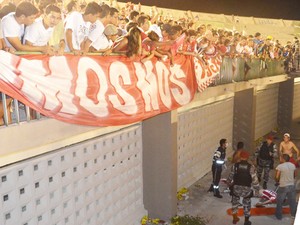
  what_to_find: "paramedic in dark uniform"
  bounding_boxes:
[227,150,259,225]
[208,138,227,198]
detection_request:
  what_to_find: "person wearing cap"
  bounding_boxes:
[208,138,228,198]
[255,135,277,189]
[88,24,120,54]
[279,133,300,168]
[24,4,64,55]
[227,150,259,225]
[104,24,121,41]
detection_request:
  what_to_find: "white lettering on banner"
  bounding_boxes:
[169,64,191,105]
[155,61,172,108]
[134,61,159,112]
[18,57,76,114]
[0,51,207,126]
[77,57,108,117]
[15,59,44,105]
[109,61,137,115]
[48,57,77,114]
[0,53,23,89]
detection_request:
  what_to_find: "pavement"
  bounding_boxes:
[177,131,300,225]
[177,169,297,225]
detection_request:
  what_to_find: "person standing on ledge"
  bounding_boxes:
[208,138,228,198]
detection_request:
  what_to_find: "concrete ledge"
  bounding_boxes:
[0,118,135,167]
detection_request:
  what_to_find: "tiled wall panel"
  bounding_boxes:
[293,82,300,120]
[255,84,279,139]
[0,125,146,225]
[178,98,234,189]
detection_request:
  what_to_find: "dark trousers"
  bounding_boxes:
[276,185,297,219]
[212,164,222,189]
[257,158,272,182]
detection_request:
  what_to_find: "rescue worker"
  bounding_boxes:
[256,135,277,189]
[208,138,228,198]
[227,150,259,225]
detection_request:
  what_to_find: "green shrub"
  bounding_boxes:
[171,215,207,225]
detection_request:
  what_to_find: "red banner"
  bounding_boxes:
[0,51,221,126]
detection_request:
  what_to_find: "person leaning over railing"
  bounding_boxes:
[0,16,8,51]
[24,4,64,55]
[111,25,144,59]
[64,1,101,55]
[0,21,13,124]
[1,0,296,64]
[0,2,39,125]
[81,5,119,54]
[1,2,53,54]
[87,24,121,55]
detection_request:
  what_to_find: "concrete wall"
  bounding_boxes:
[0,119,130,167]
[0,124,146,225]
[177,97,234,189]
[233,88,256,153]
[278,79,294,133]
[142,112,178,220]
[255,84,279,140]
[293,79,300,120]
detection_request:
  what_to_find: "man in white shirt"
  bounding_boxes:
[137,15,150,34]
[88,24,119,54]
[236,36,247,55]
[0,21,4,50]
[107,7,119,26]
[24,4,63,55]
[64,1,101,54]
[1,1,51,53]
[82,6,118,53]
[275,154,297,220]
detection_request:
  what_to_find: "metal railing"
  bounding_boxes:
[0,93,42,126]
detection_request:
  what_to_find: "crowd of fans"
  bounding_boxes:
[0,0,299,71]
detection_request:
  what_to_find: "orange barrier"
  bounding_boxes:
[227,207,291,216]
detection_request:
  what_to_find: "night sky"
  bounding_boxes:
[118,0,300,20]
